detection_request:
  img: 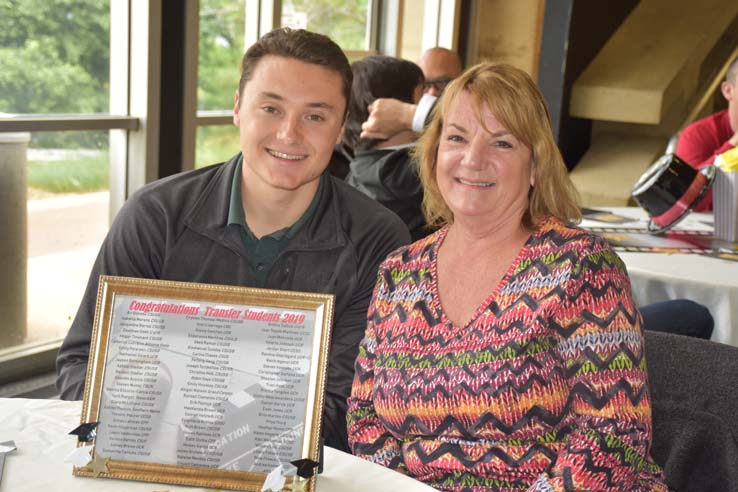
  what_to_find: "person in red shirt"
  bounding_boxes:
[676,55,738,210]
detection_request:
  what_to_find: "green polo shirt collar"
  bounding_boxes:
[227,155,324,285]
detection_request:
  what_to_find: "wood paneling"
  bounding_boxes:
[569,134,666,207]
[469,0,545,78]
[400,0,425,62]
[570,0,738,124]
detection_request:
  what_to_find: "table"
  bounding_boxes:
[0,398,434,492]
[580,207,738,346]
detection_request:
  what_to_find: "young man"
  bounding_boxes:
[56,28,410,452]
[676,55,738,211]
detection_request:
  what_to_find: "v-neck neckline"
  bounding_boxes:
[429,225,535,332]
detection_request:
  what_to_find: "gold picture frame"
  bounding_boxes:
[74,275,334,491]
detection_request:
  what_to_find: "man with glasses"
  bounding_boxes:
[418,47,462,97]
[360,47,462,141]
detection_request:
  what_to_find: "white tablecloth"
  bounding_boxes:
[581,207,738,346]
[0,398,434,492]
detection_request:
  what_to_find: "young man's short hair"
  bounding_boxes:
[238,28,353,114]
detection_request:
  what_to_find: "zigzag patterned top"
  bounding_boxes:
[347,216,667,492]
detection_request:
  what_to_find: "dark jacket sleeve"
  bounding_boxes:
[56,191,168,400]
[321,187,411,452]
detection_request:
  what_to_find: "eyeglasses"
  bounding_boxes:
[423,78,453,93]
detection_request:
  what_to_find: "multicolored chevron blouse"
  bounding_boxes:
[347,216,667,492]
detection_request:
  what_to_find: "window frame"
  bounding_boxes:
[0,0,463,388]
[0,0,164,382]
[421,0,461,51]
[189,0,390,171]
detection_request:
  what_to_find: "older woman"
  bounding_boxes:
[347,63,667,492]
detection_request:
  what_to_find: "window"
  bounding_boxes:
[193,0,382,171]
[0,0,461,391]
[0,1,112,360]
[281,0,374,56]
[195,0,245,168]
[198,0,246,112]
[25,130,110,343]
[0,0,143,391]
[196,125,241,169]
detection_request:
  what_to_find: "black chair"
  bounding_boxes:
[645,331,738,492]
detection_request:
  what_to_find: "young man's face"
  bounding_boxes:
[233,55,346,197]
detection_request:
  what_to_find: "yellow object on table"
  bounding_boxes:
[715,146,738,172]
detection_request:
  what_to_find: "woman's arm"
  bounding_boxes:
[346,270,406,471]
[529,238,667,492]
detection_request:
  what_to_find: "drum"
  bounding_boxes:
[632,153,715,234]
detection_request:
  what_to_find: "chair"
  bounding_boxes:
[640,299,714,340]
[645,331,738,492]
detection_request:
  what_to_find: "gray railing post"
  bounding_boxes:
[0,131,30,348]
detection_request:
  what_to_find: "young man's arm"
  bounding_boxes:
[321,199,410,452]
[56,192,167,400]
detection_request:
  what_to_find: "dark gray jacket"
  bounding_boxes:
[56,153,410,452]
[345,146,430,241]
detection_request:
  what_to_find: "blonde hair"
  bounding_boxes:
[415,63,581,228]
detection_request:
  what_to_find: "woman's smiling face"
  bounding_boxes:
[233,55,346,196]
[436,90,535,225]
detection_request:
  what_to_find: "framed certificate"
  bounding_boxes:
[74,276,334,491]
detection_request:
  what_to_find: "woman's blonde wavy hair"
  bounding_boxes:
[414,62,581,229]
